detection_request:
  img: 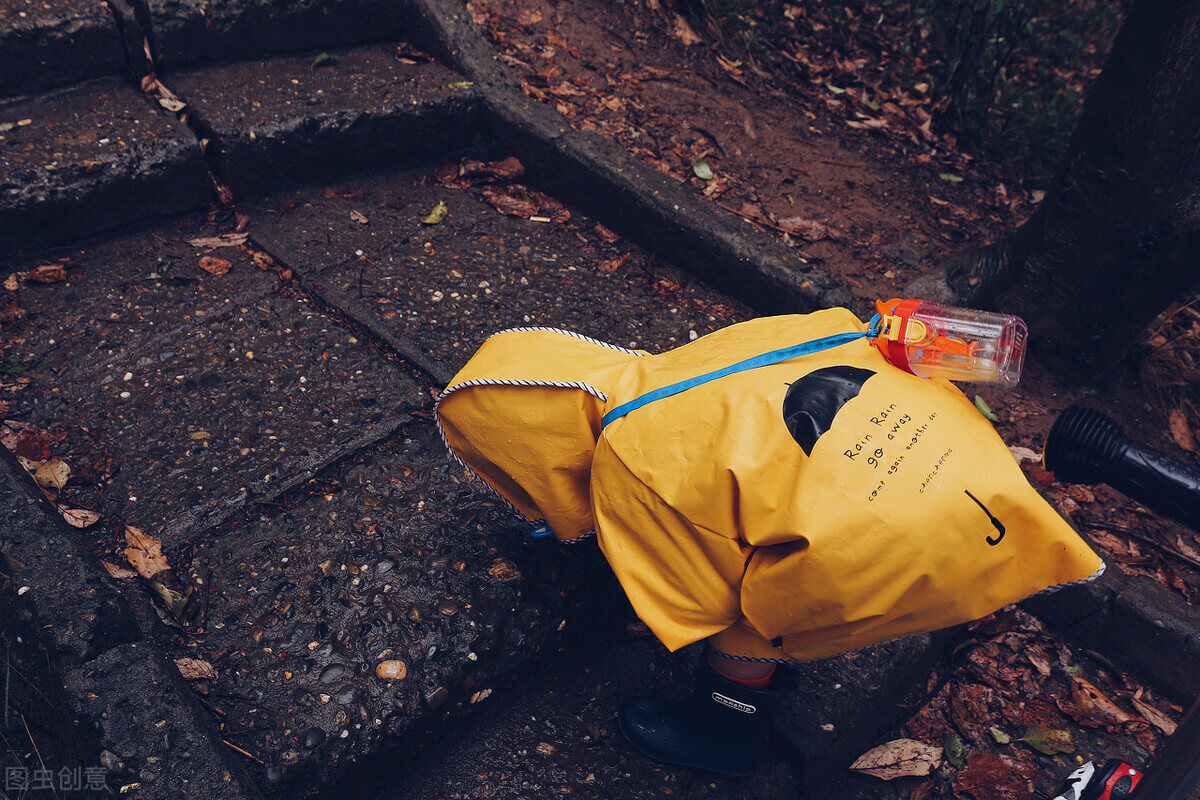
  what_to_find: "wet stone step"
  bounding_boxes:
[0,0,126,99]
[389,633,805,800]
[245,164,753,373]
[6,216,424,546]
[153,420,613,795]
[144,0,415,72]
[0,77,210,257]
[388,618,946,799]
[167,44,481,199]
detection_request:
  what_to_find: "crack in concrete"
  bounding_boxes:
[248,234,456,388]
[100,0,234,207]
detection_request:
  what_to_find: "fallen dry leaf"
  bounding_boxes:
[594,223,620,243]
[34,457,70,490]
[1007,446,1040,465]
[776,216,831,241]
[516,8,541,25]
[671,14,702,45]
[1,421,52,460]
[4,273,18,290]
[198,256,232,276]
[188,232,249,249]
[849,738,942,780]
[102,560,137,579]
[20,261,71,283]
[1130,695,1178,735]
[1169,408,1195,452]
[599,254,632,274]
[350,210,369,225]
[536,193,570,223]
[60,507,101,528]
[1065,676,1141,728]
[953,753,1037,800]
[481,186,539,217]
[455,156,525,186]
[175,657,216,680]
[124,525,170,578]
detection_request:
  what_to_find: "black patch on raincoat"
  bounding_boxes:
[783,366,877,455]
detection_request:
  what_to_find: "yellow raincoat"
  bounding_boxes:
[436,311,1103,662]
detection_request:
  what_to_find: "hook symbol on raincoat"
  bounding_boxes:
[965,489,1007,545]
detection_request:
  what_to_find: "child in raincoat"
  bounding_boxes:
[436,308,1103,778]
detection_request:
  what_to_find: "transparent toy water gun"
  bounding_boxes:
[872,298,1028,386]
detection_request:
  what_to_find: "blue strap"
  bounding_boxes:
[600,321,879,430]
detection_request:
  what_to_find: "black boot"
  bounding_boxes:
[618,656,786,779]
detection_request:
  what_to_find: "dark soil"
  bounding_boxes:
[466,0,1027,303]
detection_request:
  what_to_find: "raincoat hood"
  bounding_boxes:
[437,312,1103,661]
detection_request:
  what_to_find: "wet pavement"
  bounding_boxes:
[245,163,752,373]
[390,631,804,800]
[0,0,125,98]
[0,77,210,255]
[9,217,424,546]
[169,45,480,198]
[2,168,776,797]
[159,422,612,794]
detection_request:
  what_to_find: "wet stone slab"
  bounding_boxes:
[7,217,424,546]
[0,77,210,256]
[0,0,125,99]
[155,420,608,795]
[169,45,480,198]
[245,165,753,373]
[145,0,416,71]
[390,632,804,800]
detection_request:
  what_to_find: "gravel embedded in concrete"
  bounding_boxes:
[143,0,415,71]
[168,45,480,197]
[0,77,209,256]
[158,422,610,795]
[0,0,125,98]
[246,164,753,373]
[8,217,424,545]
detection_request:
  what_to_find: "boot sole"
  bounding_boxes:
[616,711,755,780]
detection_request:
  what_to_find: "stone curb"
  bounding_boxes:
[780,630,956,791]
[1024,561,1200,704]
[0,449,258,800]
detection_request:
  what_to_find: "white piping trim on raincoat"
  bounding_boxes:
[434,324,642,545]
[489,326,646,357]
[1024,560,1106,599]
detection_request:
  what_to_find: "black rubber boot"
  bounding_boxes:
[617,656,786,779]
